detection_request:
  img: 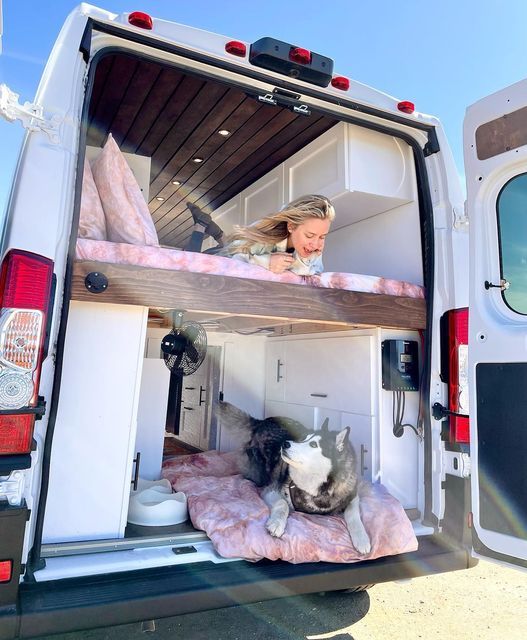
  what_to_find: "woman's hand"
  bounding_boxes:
[268,252,295,273]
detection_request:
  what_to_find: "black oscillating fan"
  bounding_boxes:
[161,311,207,434]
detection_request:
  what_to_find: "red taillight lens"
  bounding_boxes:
[0,560,13,583]
[448,308,469,443]
[331,76,350,91]
[0,414,34,454]
[289,47,311,65]
[0,250,53,411]
[397,100,415,114]
[128,11,153,30]
[225,41,247,57]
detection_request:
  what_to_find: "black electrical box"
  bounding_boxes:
[382,340,419,391]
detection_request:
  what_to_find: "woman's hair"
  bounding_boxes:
[225,194,335,254]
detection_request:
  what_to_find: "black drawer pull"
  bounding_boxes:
[184,406,194,411]
[185,386,196,390]
[310,393,328,398]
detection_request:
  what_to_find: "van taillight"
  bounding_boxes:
[0,560,12,583]
[0,251,53,443]
[447,308,469,443]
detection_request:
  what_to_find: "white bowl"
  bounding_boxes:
[132,477,172,494]
[128,488,188,527]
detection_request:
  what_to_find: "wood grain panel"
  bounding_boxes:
[72,261,427,330]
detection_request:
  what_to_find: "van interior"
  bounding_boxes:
[37,50,432,578]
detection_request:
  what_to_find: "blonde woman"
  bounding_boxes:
[221,195,335,275]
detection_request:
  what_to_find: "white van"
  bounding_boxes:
[0,4,525,637]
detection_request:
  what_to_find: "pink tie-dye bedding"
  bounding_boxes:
[161,450,418,564]
[76,238,424,299]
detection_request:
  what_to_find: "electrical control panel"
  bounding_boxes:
[381,339,419,392]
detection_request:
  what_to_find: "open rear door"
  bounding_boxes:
[465,79,527,569]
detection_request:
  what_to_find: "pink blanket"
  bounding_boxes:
[162,450,418,564]
[76,238,424,299]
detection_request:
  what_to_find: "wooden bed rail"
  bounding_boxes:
[71,260,427,331]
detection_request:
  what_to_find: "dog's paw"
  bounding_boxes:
[351,528,371,555]
[266,515,286,538]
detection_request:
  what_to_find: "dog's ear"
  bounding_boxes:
[336,426,350,452]
[320,417,330,433]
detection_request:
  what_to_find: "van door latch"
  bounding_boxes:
[484,279,510,291]
[257,93,278,106]
[0,84,61,144]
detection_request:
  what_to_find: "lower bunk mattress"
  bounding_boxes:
[162,450,418,564]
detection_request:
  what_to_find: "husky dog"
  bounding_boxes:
[217,402,371,555]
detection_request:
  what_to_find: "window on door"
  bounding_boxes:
[497,172,527,313]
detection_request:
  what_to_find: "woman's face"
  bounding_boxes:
[288,218,331,258]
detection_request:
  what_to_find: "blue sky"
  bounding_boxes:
[1,0,526,217]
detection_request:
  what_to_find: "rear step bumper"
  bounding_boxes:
[11,535,473,639]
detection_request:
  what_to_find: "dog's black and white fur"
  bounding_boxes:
[217,402,371,555]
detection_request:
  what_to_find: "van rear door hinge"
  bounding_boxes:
[0,84,61,144]
[256,89,312,116]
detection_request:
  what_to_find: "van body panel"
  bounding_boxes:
[465,77,527,568]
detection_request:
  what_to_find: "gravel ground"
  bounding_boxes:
[37,559,525,640]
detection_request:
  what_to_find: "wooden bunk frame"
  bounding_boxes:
[71,260,427,333]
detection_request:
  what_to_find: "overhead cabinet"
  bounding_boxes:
[213,122,416,231]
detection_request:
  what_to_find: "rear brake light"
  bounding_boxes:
[0,414,34,454]
[331,76,350,91]
[128,11,153,30]
[447,308,469,443]
[225,41,247,57]
[0,250,53,411]
[397,100,415,114]
[0,560,13,583]
[289,47,311,65]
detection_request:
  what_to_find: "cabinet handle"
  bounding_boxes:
[184,406,194,411]
[131,451,141,491]
[199,385,206,406]
[310,393,328,398]
[360,445,368,475]
[185,386,196,390]
[276,359,284,382]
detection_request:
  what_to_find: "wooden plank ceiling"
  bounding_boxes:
[86,53,337,249]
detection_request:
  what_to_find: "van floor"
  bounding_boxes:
[163,435,202,457]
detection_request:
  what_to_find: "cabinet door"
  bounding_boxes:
[341,412,374,482]
[265,400,316,429]
[243,166,284,225]
[284,122,347,203]
[212,194,242,236]
[179,406,202,448]
[265,341,286,401]
[285,336,373,414]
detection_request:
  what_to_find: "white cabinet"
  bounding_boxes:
[42,302,148,543]
[243,165,284,225]
[284,336,373,414]
[285,122,416,230]
[265,400,317,428]
[341,412,374,482]
[211,194,242,236]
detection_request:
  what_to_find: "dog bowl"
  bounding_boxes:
[127,488,188,527]
[132,477,173,494]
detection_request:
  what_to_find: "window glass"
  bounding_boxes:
[498,173,527,313]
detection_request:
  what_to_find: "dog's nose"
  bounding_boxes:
[283,441,291,449]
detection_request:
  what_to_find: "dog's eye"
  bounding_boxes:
[309,441,318,448]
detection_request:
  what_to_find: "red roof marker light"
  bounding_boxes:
[225,41,247,57]
[397,100,415,114]
[331,76,350,91]
[289,47,311,65]
[128,12,153,30]
[0,560,13,583]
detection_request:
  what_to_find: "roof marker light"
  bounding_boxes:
[289,47,311,65]
[225,41,247,57]
[397,100,415,114]
[128,12,153,30]
[331,76,350,91]
[0,560,13,583]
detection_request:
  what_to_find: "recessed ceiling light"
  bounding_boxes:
[192,157,204,163]
[218,129,230,136]
[171,180,181,186]
[156,196,165,201]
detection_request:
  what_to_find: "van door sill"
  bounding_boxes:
[41,530,208,558]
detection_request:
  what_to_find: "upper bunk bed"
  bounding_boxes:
[73,52,426,334]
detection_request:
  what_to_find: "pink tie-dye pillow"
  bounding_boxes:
[79,161,107,240]
[91,134,159,247]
